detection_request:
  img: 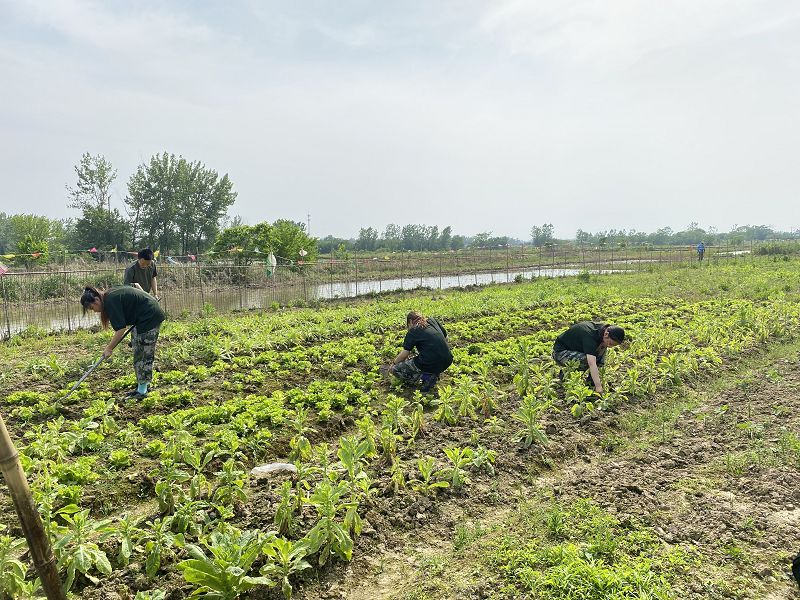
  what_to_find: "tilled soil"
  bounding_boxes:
[298,353,800,599]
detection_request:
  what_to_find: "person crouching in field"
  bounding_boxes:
[81,285,165,400]
[552,321,625,395]
[389,311,453,393]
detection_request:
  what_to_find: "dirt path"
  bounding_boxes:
[299,352,800,599]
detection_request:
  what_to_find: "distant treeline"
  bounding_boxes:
[318,222,799,254]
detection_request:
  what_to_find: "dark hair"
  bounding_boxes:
[406,311,428,329]
[80,286,110,328]
[607,325,625,343]
[138,248,154,261]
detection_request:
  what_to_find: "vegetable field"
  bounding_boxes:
[2,260,800,599]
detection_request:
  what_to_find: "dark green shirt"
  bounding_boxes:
[105,286,165,334]
[553,321,605,357]
[403,317,453,374]
[124,261,158,293]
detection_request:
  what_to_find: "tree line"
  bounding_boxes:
[0,153,314,269]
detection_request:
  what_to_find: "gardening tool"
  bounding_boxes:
[60,324,135,402]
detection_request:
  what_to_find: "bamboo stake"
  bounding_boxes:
[0,412,66,600]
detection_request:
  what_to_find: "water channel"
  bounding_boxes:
[2,266,624,337]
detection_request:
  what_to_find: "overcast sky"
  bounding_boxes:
[1,0,799,239]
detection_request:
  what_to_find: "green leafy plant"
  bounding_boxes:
[0,529,32,599]
[177,526,273,600]
[261,537,313,600]
[433,385,457,425]
[443,447,474,491]
[409,456,449,496]
[138,517,185,579]
[109,449,132,469]
[52,505,115,591]
[305,481,355,566]
[513,395,550,448]
[274,480,298,537]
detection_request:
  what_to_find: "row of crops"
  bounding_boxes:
[2,262,800,598]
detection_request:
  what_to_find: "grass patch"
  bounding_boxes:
[474,497,688,599]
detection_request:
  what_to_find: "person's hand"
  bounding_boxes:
[388,363,396,374]
[594,385,603,395]
[102,347,114,360]
[132,283,143,290]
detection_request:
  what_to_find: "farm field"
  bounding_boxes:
[2,259,800,599]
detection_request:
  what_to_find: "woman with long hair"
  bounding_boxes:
[388,311,453,393]
[80,285,165,400]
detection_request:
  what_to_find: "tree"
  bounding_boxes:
[66,154,126,251]
[212,220,318,268]
[356,227,378,252]
[67,153,117,213]
[438,226,452,250]
[211,223,272,267]
[382,224,401,251]
[270,219,318,263]
[15,235,49,269]
[126,153,237,255]
[72,206,129,251]
[470,232,492,248]
[0,214,67,262]
[531,224,554,247]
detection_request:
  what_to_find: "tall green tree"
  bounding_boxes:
[126,153,237,255]
[66,153,127,250]
[356,227,378,251]
[531,223,554,247]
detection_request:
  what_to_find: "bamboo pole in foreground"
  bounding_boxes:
[0,412,66,600]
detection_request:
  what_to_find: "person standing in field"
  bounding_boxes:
[80,285,165,400]
[552,321,625,395]
[124,248,159,297]
[389,311,453,393]
[696,241,705,261]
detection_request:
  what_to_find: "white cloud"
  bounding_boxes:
[1,0,799,237]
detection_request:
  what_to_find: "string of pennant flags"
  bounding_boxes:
[0,246,315,275]
[0,246,302,262]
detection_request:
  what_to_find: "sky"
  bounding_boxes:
[1,0,799,240]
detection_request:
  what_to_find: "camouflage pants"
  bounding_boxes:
[133,326,160,385]
[391,357,423,386]
[552,349,605,371]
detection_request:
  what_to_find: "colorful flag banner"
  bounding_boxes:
[167,256,178,264]
[1,254,15,259]
[189,255,196,261]
[89,247,98,253]
[0,262,8,276]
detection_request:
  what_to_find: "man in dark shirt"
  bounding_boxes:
[389,311,453,393]
[552,321,625,394]
[124,248,159,297]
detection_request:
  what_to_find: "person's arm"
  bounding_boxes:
[389,349,411,372]
[586,354,602,394]
[103,328,129,359]
[151,276,158,298]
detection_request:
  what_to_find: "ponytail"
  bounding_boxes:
[406,311,428,329]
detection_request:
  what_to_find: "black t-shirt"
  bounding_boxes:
[124,261,158,293]
[553,321,605,357]
[105,286,165,334]
[403,317,453,374]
